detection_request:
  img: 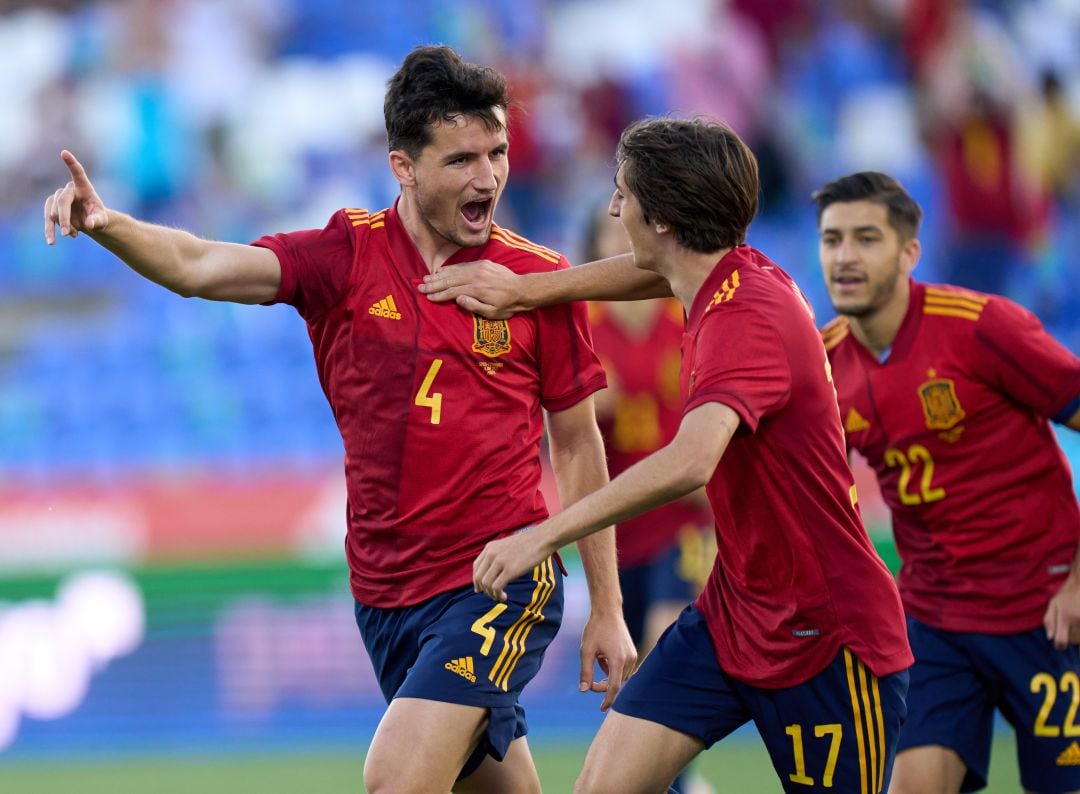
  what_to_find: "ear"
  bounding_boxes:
[389,150,416,188]
[899,236,921,277]
[654,221,672,236]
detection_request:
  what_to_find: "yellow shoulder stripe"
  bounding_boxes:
[490,228,560,264]
[345,208,370,227]
[823,325,850,351]
[925,286,987,304]
[924,306,981,322]
[924,295,985,314]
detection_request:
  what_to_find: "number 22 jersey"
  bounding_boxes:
[253,204,605,608]
[823,280,1080,634]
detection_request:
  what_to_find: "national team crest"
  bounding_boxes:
[471,316,512,358]
[918,374,965,430]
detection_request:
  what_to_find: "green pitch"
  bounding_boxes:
[0,736,1022,792]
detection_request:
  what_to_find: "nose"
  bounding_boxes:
[473,158,498,193]
[608,191,621,218]
[833,236,858,265]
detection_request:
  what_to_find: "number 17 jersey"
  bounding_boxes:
[253,204,606,608]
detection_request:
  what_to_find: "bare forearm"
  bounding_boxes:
[549,431,622,611]
[88,212,278,303]
[522,254,671,308]
[545,444,707,555]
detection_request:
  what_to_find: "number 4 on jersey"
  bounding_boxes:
[415,358,444,424]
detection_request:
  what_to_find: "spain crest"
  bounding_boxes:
[918,374,965,430]
[471,315,512,358]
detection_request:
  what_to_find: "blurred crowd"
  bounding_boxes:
[1,0,1079,479]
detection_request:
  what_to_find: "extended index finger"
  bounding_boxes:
[60,150,93,191]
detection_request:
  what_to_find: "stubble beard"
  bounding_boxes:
[416,183,492,250]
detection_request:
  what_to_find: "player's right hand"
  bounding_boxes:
[44,150,110,245]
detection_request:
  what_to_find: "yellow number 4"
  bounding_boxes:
[415,358,444,424]
[471,603,507,656]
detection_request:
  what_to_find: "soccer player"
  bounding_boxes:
[42,45,636,794]
[426,118,914,793]
[582,206,715,656]
[584,207,716,794]
[812,171,1080,794]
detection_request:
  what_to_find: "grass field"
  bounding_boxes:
[0,735,1023,793]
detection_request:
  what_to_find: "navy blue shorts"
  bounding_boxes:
[354,556,563,776]
[614,605,910,793]
[619,526,712,646]
[901,615,1080,793]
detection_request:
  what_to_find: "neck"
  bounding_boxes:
[662,246,733,315]
[847,279,911,358]
[396,192,461,272]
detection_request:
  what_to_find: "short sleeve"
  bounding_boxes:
[972,296,1080,419]
[251,210,357,321]
[536,259,607,412]
[685,306,791,432]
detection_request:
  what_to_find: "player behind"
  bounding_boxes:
[582,205,715,655]
[428,117,914,793]
[43,45,635,794]
[583,206,717,794]
[813,171,1080,794]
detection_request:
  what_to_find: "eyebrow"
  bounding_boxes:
[821,224,884,236]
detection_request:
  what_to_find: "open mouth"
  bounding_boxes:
[461,199,493,230]
[832,273,865,292]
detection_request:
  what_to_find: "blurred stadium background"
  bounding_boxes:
[1,0,1079,791]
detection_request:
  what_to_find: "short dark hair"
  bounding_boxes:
[616,118,758,252]
[811,172,923,240]
[384,45,509,159]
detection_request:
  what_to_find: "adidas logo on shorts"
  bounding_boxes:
[445,656,477,683]
[1057,741,1080,766]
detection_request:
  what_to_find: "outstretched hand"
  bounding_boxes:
[418,260,526,319]
[44,150,109,245]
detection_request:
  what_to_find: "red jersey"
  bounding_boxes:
[824,280,1080,633]
[254,205,606,608]
[685,246,912,688]
[590,301,711,568]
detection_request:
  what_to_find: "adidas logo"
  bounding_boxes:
[1057,741,1080,766]
[845,407,870,433]
[369,295,402,320]
[445,656,476,683]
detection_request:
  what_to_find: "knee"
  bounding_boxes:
[363,757,404,794]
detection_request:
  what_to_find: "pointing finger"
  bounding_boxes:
[61,150,94,193]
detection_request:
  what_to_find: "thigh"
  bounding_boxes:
[611,605,752,748]
[979,629,1080,794]
[575,711,705,794]
[456,736,541,794]
[746,648,909,794]
[357,558,564,777]
[364,697,488,794]
[900,616,996,792]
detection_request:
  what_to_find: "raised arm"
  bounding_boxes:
[419,253,672,319]
[44,150,281,305]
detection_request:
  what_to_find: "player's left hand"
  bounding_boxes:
[418,260,525,319]
[1044,577,1080,650]
[473,529,553,603]
[579,610,637,712]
